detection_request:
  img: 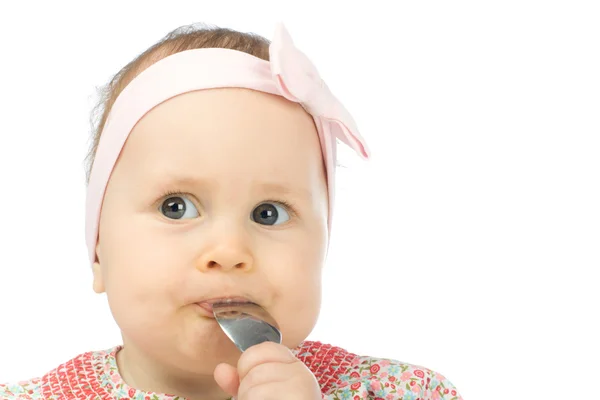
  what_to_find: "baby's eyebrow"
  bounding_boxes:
[152,175,217,192]
[152,175,313,200]
[255,182,313,201]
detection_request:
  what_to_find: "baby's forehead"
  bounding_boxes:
[125,89,322,165]
[116,90,326,194]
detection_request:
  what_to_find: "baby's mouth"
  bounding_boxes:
[195,297,253,315]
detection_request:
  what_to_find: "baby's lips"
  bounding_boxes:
[202,296,253,304]
[196,296,254,312]
[196,302,216,314]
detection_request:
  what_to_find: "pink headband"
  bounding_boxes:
[85,23,370,265]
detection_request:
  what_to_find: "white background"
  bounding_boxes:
[0,1,598,399]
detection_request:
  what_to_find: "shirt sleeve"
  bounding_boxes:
[0,379,44,400]
[323,355,463,400]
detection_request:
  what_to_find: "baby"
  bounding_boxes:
[0,23,463,400]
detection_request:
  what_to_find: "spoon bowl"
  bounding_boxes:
[212,301,282,352]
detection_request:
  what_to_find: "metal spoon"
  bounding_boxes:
[213,301,282,352]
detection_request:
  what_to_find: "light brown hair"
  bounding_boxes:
[85,23,270,183]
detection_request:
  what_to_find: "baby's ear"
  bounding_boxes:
[92,243,106,294]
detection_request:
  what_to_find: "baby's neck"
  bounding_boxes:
[116,344,230,400]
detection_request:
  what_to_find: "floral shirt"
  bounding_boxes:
[0,341,462,399]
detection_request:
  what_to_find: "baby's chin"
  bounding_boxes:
[175,328,242,370]
[120,315,243,374]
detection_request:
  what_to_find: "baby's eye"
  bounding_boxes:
[251,202,290,226]
[160,196,200,220]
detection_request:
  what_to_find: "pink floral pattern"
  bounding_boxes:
[0,341,462,399]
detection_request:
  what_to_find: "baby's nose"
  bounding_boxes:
[195,245,253,272]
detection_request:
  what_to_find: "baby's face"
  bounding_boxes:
[93,88,328,372]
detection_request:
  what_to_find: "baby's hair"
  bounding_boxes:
[85,23,271,183]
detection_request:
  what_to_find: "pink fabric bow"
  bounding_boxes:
[270,24,370,160]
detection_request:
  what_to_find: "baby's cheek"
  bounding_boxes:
[102,251,177,327]
[274,271,322,348]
